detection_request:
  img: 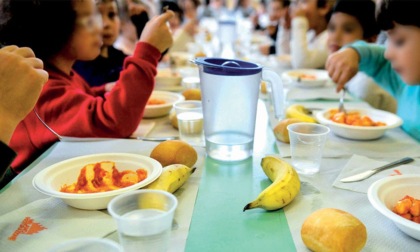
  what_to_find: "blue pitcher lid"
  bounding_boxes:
[193,58,262,76]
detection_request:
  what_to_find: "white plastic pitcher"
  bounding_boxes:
[193,58,284,161]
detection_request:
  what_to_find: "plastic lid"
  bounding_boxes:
[193,58,262,76]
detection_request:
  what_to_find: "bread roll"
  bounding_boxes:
[273,118,303,143]
[301,208,367,252]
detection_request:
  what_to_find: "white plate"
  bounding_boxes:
[33,153,162,210]
[282,69,330,88]
[144,91,184,118]
[315,108,403,140]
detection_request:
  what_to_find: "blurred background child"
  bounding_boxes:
[283,0,335,68]
[326,0,420,141]
[73,0,126,87]
[327,0,396,112]
[259,0,290,55]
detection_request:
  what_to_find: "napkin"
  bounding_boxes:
[0,197,116,252]
[275,127,420,159]
[333,155,419,193]
[130,120,156,138]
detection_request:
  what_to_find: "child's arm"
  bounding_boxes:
[326,41,402,95]
[290,17,328,69]
[275,22,291,55]
[350,41,402,95]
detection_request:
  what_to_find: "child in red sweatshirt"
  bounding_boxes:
[0,0,174,177]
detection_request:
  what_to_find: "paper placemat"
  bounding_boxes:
[0,197,115,252]
[275,127,420,159]
[284,158,420,252]
[130,120,156,138]
[333,155,419,193]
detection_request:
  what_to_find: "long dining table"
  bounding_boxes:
[1,70,420,251]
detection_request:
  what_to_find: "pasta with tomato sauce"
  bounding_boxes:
[329,109,386,127]
[60,161,147,193]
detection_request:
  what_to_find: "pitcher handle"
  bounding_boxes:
[262,68,284,119]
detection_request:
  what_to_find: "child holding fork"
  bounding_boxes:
[326,0,420,142]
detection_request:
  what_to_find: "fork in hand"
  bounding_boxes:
[338,88,347,113]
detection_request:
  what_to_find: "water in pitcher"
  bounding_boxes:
[206,131,253,161]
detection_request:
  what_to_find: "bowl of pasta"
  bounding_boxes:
[315,108,403,140]
[144,91,184,118]
[32,153,162,210]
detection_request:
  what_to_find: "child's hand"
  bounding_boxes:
[326,48,360,91]
[139,10,174,53]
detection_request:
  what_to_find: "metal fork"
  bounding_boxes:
[338,88,347,113]
[33,109,109,142]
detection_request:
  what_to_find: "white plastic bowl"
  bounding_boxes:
[282,69,330,88]
[144,91,184,118]
[33,153,162,210]
[368,175,420,240]
[315,108,403,140]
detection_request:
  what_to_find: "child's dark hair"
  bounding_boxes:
[332,0,379,39]
[377,0,420,30]
[0,0,76,61]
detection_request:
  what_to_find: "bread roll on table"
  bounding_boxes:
[301,208,367,252]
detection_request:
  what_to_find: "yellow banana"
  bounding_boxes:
[286,104,317,123]
[144,164,196,193]
[243,155,300,211]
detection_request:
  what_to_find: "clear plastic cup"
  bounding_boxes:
[48,238,122,252]
[287,123,330,175]
[173,101,205,146]
[108,190,178,252]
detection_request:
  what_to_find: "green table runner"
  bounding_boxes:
[186,154,296,251]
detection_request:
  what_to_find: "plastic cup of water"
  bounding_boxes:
[287,123,330,175]
[173,100,205,146]
[107,190,178,252]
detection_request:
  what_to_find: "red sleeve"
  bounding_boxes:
[90,85,106,96]
[38,42,161,138]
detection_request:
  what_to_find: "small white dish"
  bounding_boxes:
[33,153,162,210]
[144,91,184,118]
[282,69,330,88]
[315,108,403,140]
[368,175,420,240]
[155,68,182,87]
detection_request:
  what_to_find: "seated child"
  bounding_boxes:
[326,0,420,142]
[73,0,127,87]
[327,0,397,112]
[279,0,335,68]
[0,0,174,174]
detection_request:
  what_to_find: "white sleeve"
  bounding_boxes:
[290,17,328,69]
[275,24,291,55]
[346,73,397,113]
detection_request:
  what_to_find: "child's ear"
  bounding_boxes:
[318,3,332,18]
